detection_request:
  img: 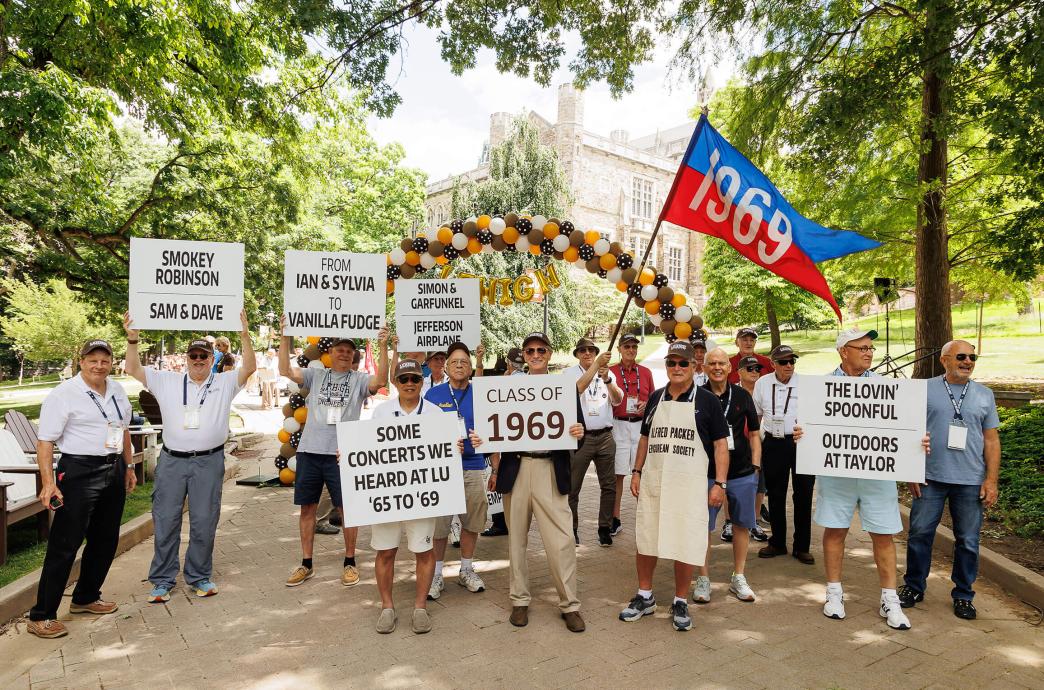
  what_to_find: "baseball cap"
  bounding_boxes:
[394,360,423,380]
[666,341,695,360]
[80,339,113,357]
[187,339,214,354]
[691,339,708,351]
[522,332,551,349]
[425,350,447,362]
[507,347,525,365]
[835,329,879,349]
[736,327,758,339]
[330,338,357,350]
[446,341,471,359]
[572,337,599,356]
[770,345,799,361]
[619,334,640,346]
[738,355,762,370]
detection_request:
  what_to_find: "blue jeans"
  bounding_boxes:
[904,480,984,601]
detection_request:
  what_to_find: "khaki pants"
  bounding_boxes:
[503,457,580,613]
[568,430,616,532]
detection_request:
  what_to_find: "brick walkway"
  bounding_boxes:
[2,433,1041,689]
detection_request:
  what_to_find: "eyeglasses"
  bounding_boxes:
[955,353,979,362]
[576,347,597,354]
[187,353,210,360]
[397,375,423,384]
[525,347,548,355]
[744,365,763,372]
[775,359,796,366]
[845,345,876,353]
[665,359,690,369]
[447,360,470,367]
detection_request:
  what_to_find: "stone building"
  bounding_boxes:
[425,84,708,304]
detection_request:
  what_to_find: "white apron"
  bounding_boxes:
[635,390,709,565]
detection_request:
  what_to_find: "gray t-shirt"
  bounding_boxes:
[296,367,372,455]
[925,376,999,485]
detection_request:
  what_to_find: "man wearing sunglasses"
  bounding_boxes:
[729,328,774,385]
[620,341,729,632]
[752,345,814,564]
[370,355,444,634]
[123,312,256,603]
[491,332,587,632]
[899,340,1000,620]
[609,334,654,537]
[736,355,763,396]
[565,337,623,547]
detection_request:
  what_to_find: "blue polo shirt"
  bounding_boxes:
[925,376,999,485]
[424,382,487,471]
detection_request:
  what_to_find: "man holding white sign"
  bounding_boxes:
[488,332,586,632]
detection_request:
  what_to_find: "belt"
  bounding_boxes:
[765,434,795,441]
[164,444,225,458]
[61,453,122,465]
[614,416,643,423]
[521,452,552,459]
[587,427,612,435]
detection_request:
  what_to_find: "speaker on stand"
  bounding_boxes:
[874,278,899,375]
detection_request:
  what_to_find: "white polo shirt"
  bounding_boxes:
[38,374,131,455]
[372,397,446,420]
[565,364,616,431]
[144,369,243,452]
[752,372,800,436]
[422,372,449,395]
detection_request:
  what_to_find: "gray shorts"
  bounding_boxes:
[708,473,760,530]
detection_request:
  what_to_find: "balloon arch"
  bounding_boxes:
[273,212,706,483]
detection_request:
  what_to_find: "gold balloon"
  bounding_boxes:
[563,246,579,262]
[477,214,491,229]
[638,268,655,286]
[386,279,395,294]
[278,429,290,444]
[543,222,560,239]
[503,226,520,244]
[671,293,687,307]
[616,280,628,292]
[599,253,617,270]
[405,251,420,266]
[674,322,693,340]
[437,227,453,244]
[644,299,660,315]
[294,406,309,423]
[512,274,535,302]
[279,468,295,486]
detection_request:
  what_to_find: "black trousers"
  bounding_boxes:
[30,455,126,621]
[762,435,815,553]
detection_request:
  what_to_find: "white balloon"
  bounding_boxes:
[420,253,436,269]
[287,456,297,472]
[282,417,301,433]
[489,217,506,235]
[649,314,663,326]
[675,305,694,323]
[285,380,300,395]
[515,236,530,252]
[531,215,548,232]
[389,248,406,266]
[481,243,494,253]
[451,233,469,250]
[606,267,622,283]
[594,238,611,256]
[552,234,571,253]
[640,284,658,301]
[466,216,477,224]
[307,359,325,369]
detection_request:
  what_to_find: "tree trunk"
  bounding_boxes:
[765,293,781,350]
[913,1,957,379]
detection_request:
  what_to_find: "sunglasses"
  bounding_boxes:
[775,359,796,366]
[525,347,548,355]
[187,353,210,360]
[397,375,423,384]
[576,347,597,354]
[744,365,763,372]
[665,359,690,368]
[955,353,978,362]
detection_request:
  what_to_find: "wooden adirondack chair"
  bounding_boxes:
[0,429,49,566]
[4,410,40,455]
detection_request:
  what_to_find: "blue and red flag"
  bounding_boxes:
[660,114,880,320]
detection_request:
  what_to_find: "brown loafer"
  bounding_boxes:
[792,551,815,565]
[69,599,118,615]
[562,611,585,633]
[509,606,528,627]
[26,619,68,639]
[758,544,788,558]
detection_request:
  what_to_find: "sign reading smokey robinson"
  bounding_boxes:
[796,375,927,482]
[395,279,481,351]
[129,237,244,331]
[283,251,385,337]
[472,374,578,453]
[337,414,466,527]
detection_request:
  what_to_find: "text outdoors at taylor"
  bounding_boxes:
[337,414,466,527]
[796,376,927,483]
[395,279,481,351]
[283,250,386,338]
[471,374,579,454]
[129,237,244,331]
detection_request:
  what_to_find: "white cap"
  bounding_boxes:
[835,329,878,349]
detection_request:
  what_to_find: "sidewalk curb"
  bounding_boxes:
[0,458,240,625]
[899,504,1044,610]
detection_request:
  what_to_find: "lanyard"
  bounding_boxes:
[943,380,969,420]
[394,400,425,417]
[620,365,640,399]
[771,384,792,415]
[718,385,733,415]
[86,390,123,422]
[183,373,215,407]
[449,384,470,416]
[324,369,353,405]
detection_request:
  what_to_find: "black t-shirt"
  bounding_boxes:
[702,382,760,479]
[640,384,729,472]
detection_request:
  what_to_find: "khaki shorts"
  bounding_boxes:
[435,469,488,537]
[370,518,436,553]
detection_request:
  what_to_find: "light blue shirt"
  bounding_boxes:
[925,376,999,485]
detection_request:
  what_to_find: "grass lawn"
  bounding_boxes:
[0,376,144,423]
[0,480,153,589]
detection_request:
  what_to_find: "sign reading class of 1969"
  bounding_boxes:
[283,250,386,338]
[796,375,927,483]
[129,237,245,331]
[471,374,578,453]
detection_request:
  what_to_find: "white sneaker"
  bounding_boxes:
[449,518,462,547]
[692,576,711,604]
[729,573,756,602]
[427,573,444,600]
[823,587,846,620]
[458,568,485,593]
[880,593,911,630]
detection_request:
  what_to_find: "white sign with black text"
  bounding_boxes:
[796,375,926,482]
[129,237,244,331]
[395,279,481,351]
[472,374,578,453]
[283,251,386,338]
[337,414,466,527]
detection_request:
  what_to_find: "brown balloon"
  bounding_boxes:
[547,217,561,228]
[463,220,478,237]
[691,315,704,331]
[491,236,507,251]
[399,263,416,279]
[585,257,600,273]
[279,442,295,459]
[569,230,585,247]
[299,387,309,397]
[303,344,320,360]
[458,248,471,259]
[609,241,623,256]
[621,267,638,284]
[282,403,292,418]
[660,319,677,335]
[657,286,674,303]
[427,240,444,257]
[553,251,565,260]
[400,237,413,252]
[634,296,646,308]
[527,228,543,244]
[505,213,519,227]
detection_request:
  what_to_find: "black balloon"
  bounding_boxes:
[290,431,302,447]
[412,237,428,254]
[442,245,459,260]
[666,334,678,343]
[275,456,289,470]
[560,220,575,233]
[578,244,595,261]
[517,217,533,232]
[318,337,335,352]
[296,354,309,368]
[616,253,634,269]
[450,219,464,231]
[539,238,555,255]
[658,303,676,320]
[477,229,493,244]
[387,265,401,280]
[627,283,643,298]
[653,273,669,288]
[504,243,517,252]
[597,269,608,278]
[289,393,306,409]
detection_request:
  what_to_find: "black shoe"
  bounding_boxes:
[574,530,580,547]
[598,526,613,547]
[897,585,923,609]
[329,514,343,528]
[480,526,508,537]
[760,504,770,522]
[750,525,769,542]
[953,599,977,620]
[610,517,623,536]
[720,519,733,543]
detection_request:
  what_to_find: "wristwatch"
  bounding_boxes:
[714,480,727,489]
[631,469,642,476]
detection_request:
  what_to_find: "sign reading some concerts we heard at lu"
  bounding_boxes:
[395,279,481,351]
[796,375,927,483]
[283,250,386,338]
[129,237,244,331]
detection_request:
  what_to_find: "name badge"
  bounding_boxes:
[765,414,786,439]
[626,396,639,415]
[326,406,342,425]
[183,406,201,430]
[947,422,968,450]
[105,423,122,450]
[726,427,735,451]
[457,415,468,440]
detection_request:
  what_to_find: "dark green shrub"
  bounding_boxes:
[996,405,1044,537]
